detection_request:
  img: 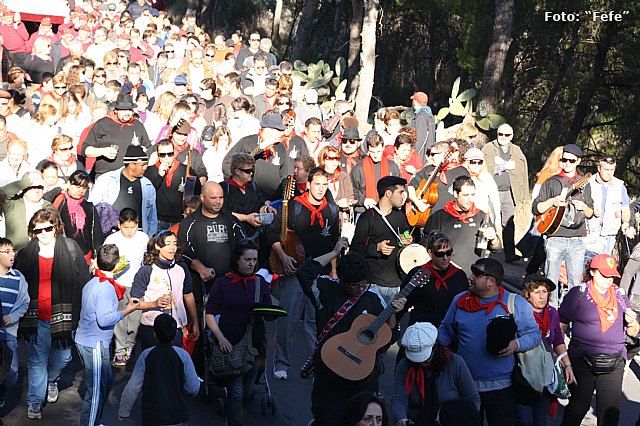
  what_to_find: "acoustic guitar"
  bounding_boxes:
[269,176,305,275]
[405,146,458,227]
[535,173,592,236]
[320,269,429,381]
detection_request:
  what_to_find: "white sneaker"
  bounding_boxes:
[272,369,288,380]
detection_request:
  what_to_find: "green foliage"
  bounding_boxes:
[292,57,349,109]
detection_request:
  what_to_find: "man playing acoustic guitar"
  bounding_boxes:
[297,238,406,426]
[532,143,594,307]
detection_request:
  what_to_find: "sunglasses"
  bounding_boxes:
[58,146,73,152]
[239,167,255,175]
[206,53,215,57]
[601,157,616,164]
[432,249,453,258]
[158,152,175,158]
[55,85,67,89]
[498,132,512,137]
[325,156,340,161]
[427,151,442,157]
[188,101,198,105]
[560,158,578,164]
[95,74,106,78]
[277,101,291,106]
[468,160,483,165]
[106,61,117,65]
[164,49,174,53]
[342,140,358,145]
[250,38,260,41]
[33,225,55,235]
[471,265,494,278]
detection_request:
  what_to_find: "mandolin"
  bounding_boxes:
[320,269,429,381]
[535,173,592,236]
[269,175,306,275]
[405,146,458,227]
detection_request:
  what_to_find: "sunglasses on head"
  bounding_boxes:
[560,157,578,164]
[471,264,494,278]
[33,225,55,235]
[432,249,453,258]
[158,152,174,158]
[239,167,255,175]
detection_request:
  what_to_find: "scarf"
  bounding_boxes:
[423,262,459,291]
[156,159,180,187]
[588,280,619,334]
[294,194,328,227]
[403,363,439,423]
[50,152,77,168]
[64,192,86,237]
[225,271,256,290]
[342,151,359,174]
[174,141,190,155]
[94,269,126,301]
[17,236,89,348]
[109,112,134,129]
[128,80,143,97]
[443,201,481,224]
[456,286,509,314]
[227,177,250,193]
[534,306,551,337]
[438,161,460,185]
[363,156,390,201]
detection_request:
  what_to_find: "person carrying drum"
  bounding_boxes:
[351,176,419,305]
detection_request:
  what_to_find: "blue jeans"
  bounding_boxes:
[516,392,552,426]
[157,220,179,232]
[0,339,18,399]
[225,361,260,426]
[544,237,586,307]
[77,341,112,426]
[26,320,72,404]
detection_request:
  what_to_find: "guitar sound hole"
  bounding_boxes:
[358,328,375,344]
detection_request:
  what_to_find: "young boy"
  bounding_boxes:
[104,208,149,366]
[75,244,139,426]
[0,237,29,407]
[117,314,201,424]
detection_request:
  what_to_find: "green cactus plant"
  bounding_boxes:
[292,57,348,110]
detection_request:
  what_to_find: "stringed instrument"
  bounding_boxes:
[320,269,429,381]
[405,146,458,227]
[269,175,306,275]
[535,173,592,236]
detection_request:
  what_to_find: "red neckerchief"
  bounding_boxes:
[227,177,249,193]
[342,152,359,174]
[225,271,256,290]
[363,156,390,201]
[302,132,323,156]
[588,280,619,334]
[95,269,126,301]
[108,112,134,129]
[443,201,480,224]
[335,131,343,146]
[456,287,509,314]
[534,306,551,337]
[404,364,426,406]
[423,262,459,291]
[173,141,189,154]
[297,182,308,192]
[294,193,328,227]
[156,159,180,187]
[556,171,578,185]
[438,161,460,185]
[128,80,143,96]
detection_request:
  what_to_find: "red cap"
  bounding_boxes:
[118,33,131,41]
[60,28,74,36]
[590,254,621,278]
[79,25,91,32]
[41,17,52,27]
[410,91,429,105]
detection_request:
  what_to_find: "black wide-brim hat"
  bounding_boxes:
[114,93,137,110]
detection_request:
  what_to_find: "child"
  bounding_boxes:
[0,237,29,407]
[104,208,149,366]
[117,314,201,424]
[75,244,139,426]
[168,195,201,235]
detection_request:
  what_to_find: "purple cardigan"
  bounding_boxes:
[558,283,629,359]
[535,306,564,349]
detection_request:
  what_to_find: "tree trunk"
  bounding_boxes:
[186,0,200,14]
[354,0,379,134]
[479,0,514,114]
[348,0,364,98]
[291,0,320,61]
[272,0,284,47]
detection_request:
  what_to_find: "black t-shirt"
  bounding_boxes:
[409,165,469,214]
[220,180,263,237]
[145,164,201,223]
[493,146,511,191]
[113,173,142,218]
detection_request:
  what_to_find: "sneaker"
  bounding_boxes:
[113,354,127,367]
[46,382,58,403]
[27,402,42,419]
[272,369,288,380]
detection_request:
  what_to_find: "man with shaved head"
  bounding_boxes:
[482,123,529,263]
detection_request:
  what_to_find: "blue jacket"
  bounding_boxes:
[74,277,123,349]
[89,167,158,236]
[0,268,29,339]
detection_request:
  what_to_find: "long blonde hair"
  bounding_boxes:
[537,146,563,178]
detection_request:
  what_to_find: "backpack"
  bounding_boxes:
[94,202,120,235]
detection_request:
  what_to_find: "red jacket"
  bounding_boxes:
[0,22,29,53]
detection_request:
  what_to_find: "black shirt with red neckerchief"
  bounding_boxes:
[409,164,469,214]
[220,178,264,237]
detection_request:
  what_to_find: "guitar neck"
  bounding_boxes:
[280,200,289,241]
[368,281,416,333]
[563,173,591,201]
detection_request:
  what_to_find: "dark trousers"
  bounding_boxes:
[138,323,183,351]
[561,356,623,426]
[500,190,516,258]
[479,386,516,426]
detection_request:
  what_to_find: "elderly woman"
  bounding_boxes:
[15,208,91,420]
[206,240,272,426]
[516,274,573,426]
[559,254,640,426]
[463,147,502,229]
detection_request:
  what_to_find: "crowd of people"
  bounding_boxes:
[0,0,638,425]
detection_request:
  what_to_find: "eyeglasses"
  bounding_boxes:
[468,160,483,165]
[342,140,358,145]
[0,249,15,254]
[432,249,453,258]
[55,85,67,89]
[560,158,578,164]
[471,264,494,279]
[95,74,106,78]
[158,152,175,158]
[238,168,255,175]
[57,146,73,152]
[325,156,340,161]
[498,132,512,137]
[33,225,55,235]
[277,101,290,106]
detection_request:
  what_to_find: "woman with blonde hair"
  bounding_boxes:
[26,104,58,166]
[40,74,67,110]
[103,50,120,81]
[145,91,178,141]
[155,102,201,151]
[22,36,54,84]
[202,125,233,182]
[463,147,502,229]
[57,92,91,146]
[38,134,84,181]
